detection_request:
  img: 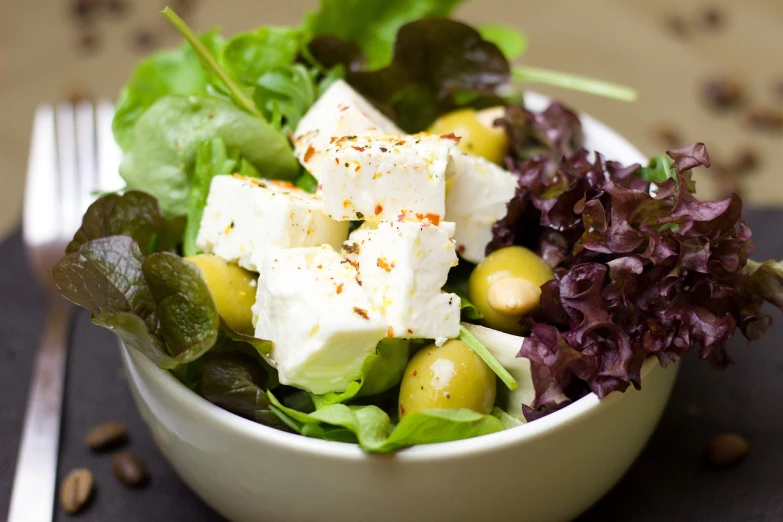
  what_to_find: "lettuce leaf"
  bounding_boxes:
[54,236,219,368]
[67,191,185,255]
[270,393,504,452]
[183,138,236,256]
[304,0,464,69]
[479,24,527,60]
[222,27,304,86]
[119,95,298,217]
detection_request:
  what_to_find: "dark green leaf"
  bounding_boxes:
[304,0,464,69]
[119,95,298,217]
[295,171,319,193]
[183,138,236,256]
[68,191,185,255]
[142,253,220,359]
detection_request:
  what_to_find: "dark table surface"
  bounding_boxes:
[2,210,783,522]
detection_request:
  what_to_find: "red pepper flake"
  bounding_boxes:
[355,165,361,172]
[397,212,406,222]
[336,283,344,294]
[351,145,365,152]
[412,370,418,376]
[387,326,394,338]
[456,245,466,254]
[396,139,407,146]
[353,307,370,320]
[440,132,461,143]
[416,213,441,225]
[303,144,315,163]
[374,204,383,216]
[339,105,349,112]
[377,257,391,272]
[330,137,338,144]
[271,180,295,189]
[400,404,406,415]
[407,328,413,334]
[334,157,340,165]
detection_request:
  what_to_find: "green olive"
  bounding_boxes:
[427,107,509,165]
[186,254,257,333]
[468,246,554,334]
[398,339,496,418]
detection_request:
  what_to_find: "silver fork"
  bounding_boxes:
[7,101,123,522]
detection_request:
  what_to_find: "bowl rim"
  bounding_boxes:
[123,90,654,461]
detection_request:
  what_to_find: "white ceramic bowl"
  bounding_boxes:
[120,93,677,522]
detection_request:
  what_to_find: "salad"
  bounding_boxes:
[53,2,783,452]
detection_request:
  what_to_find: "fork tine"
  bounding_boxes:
[75,101,97,215]
[55,104,80,238]
[96,100,124,194]
[22,106,58,248]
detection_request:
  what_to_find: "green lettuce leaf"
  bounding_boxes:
[310,339,410,409]
[254,64,320,132]
[119,95,298,217]
[183,138,236,256]
[53,236,219,369]
[112,32,225,152]
[68,191,185,255]
[223,27,304,86]
[304,0,464,69]
[270,391,505,452]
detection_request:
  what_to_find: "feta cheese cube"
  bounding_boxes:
[320,134,457,222]
[293,79,401,181]
[253,245,387,394]
[196,175,349,271]
[343,220,461,342]
[445,152,518,264]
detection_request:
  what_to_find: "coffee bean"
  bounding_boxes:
[60,468,94,514]
[78,31,100,54]
[733,146,760,174]
[132,30,158,52]
[704,432,748,468]
[702,7,724,29]
[650,123,682,149]
[84,421,128,451]
[702,77,744,110]
[744,107,783,131]
[106,0,127,16]
[664,15,689,38]
[112,450,150,487]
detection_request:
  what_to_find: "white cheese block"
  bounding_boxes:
[293,79,402,181]
[445,152,518,264]
[253,245,387,394]
[320,134,457,222]
[196,175,349,271]
[343,220,461,343]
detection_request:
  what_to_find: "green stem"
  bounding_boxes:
[162,7,263,119]
[459,325,518,391]
[513,66,637,102]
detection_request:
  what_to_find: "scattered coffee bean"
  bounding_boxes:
[112,450,150,487]
[133,29,158,52]
[72,0,101,21]
[650,123,683,149]
[733,146,760,173]
[60,468,94,514]
[702,77,744,110]
[704,432,748,468]
[66,84,92,105]
[106,0,128,16]
[84,421,128,451]
[78,30,100,53]
[744,107,783,131]
[702,7,724,29]
[664,15,689,38]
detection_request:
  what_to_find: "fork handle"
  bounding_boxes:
[7,297,73,522]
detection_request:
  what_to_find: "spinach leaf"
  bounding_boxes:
[223,27,303,86]
[53,236,220,369]
[310,339,410,409]
[68,191,185,255]
[111,35,222,152]
[202,352,286,428]
[254,64,319,132]
[119,95,298,217]
[183,138,236,256]
[304,0,464,68]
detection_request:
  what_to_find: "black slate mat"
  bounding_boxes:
[2,209,783,522]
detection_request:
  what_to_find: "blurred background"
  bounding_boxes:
[1,0,781,241]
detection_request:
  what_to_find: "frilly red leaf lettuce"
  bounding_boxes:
[492,124,782,420]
